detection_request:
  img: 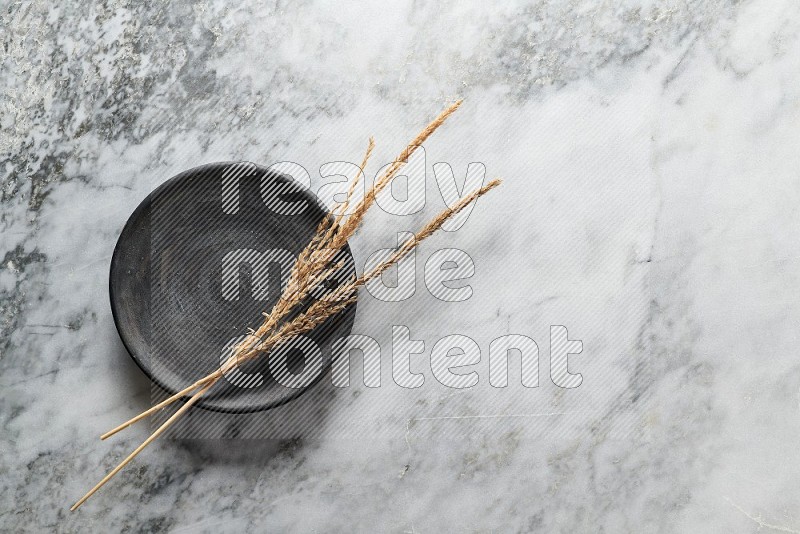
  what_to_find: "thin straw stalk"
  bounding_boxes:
[101,103,463,441]
[76,178,500,510]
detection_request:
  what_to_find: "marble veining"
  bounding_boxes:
[3,0,800,531]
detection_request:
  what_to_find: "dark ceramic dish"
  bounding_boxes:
[109,162,357,413]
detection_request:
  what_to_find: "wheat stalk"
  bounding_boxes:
[101,101,463,441]
[72,100,500,510]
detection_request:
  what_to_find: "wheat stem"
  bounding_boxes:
[100,102,464,441]
[79,177,498,508]
[72,379,217,511]
[77,100,499,511]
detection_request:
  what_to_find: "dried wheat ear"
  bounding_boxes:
[71,100,501,511]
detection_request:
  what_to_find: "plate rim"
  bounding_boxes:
[108,161,358,413]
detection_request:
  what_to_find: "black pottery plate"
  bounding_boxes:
[110,162,357,412]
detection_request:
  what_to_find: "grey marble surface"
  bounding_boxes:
[3,0,800,532]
